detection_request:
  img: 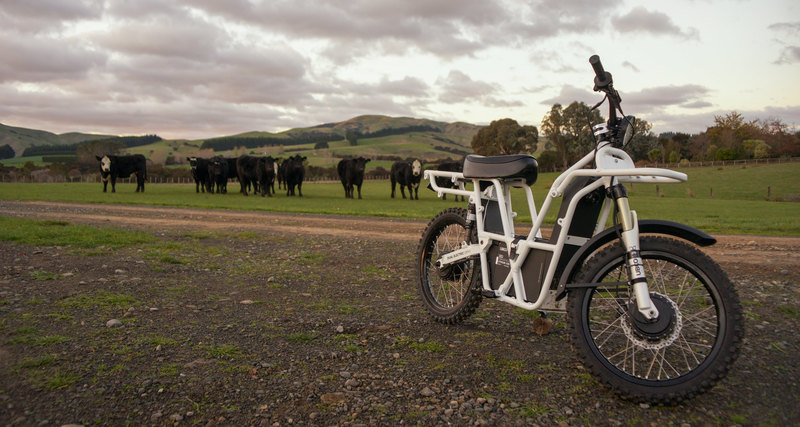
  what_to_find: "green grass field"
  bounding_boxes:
[1,161,798,236]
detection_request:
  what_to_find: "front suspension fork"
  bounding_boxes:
[611,184,659,320]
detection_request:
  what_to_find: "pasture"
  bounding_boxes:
[1,162,799,235]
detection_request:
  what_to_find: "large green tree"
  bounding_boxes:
[470,118,538,156]
[540,102,603,169]
[540,104,568,169]
[624,118,658,162]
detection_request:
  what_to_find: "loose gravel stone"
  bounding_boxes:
[106,319,122,328]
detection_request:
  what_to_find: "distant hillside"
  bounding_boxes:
[2,116,482,167]
[0,122,113,158]
[198,115,480,162]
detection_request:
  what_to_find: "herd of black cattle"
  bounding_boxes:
[95,153,462,199]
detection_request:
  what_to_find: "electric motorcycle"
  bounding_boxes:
[417,55,743,404]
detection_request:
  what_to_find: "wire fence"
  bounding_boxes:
[655,156,799,169]
[0,174,394,184]
[2,157,796,184]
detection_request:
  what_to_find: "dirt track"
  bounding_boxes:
[1,200,799,426]
[2,200,799,273]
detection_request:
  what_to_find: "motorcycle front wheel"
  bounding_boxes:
[416,208,481,324]
[568,236,744,404]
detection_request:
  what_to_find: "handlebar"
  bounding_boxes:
[589,55,612,90]
[589,55,626,147]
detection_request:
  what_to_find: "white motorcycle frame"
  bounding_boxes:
[425,143,687,313]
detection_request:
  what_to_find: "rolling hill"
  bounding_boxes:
[3,116,482,169]
[0,122,114,159]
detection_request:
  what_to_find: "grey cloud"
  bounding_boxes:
[540,84,714,123]
[509,0,619,40]
[375,77,430,97]
[0,83,295,138]
[774,46,800,64]
[612,7,698,39]
[527,48,584,73]
[623,85,711,109]
[768,22,800,34]
[105,0,186,20]
[0,34,106,82]
[681,101,713,109]
[435,71,522,109]
[437,71,496,104]
[540,85,597,107]
[96,18,224,61]
[0,0,103,33]
[105,50,315,106]
[768,21,800,64]
[622,61,640,72]
[188,0,508,58]
[0,0,102,21]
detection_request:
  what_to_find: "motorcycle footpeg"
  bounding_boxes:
[475,288,498,298]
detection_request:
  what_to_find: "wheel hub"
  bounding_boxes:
[435,253,467,281]
[630,293,676,341]
[621,293,682,350]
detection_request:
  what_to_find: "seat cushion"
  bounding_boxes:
[462,154,538,185]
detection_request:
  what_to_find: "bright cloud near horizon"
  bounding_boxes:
[1,0,799,140]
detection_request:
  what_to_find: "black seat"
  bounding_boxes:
[462,154,538,185]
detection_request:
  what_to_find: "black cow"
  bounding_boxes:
[96,154,147,193]
[390,159,422,200]
[187,157,212,193]
[257,156,279,197]
[208,156,229,194]
[429,160,465,201]
[284,155,306,197]
[277,159,287,190]
[225,157,239,189]
[337,157,370,199]
[236,155,261,196]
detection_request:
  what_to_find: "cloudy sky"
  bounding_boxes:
[1,0,798,140]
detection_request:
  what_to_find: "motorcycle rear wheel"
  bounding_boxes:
[416,208,481,324]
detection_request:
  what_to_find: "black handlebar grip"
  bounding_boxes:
[589,55,612,89]
[589,55,605,78]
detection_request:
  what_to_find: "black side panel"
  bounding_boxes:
[521,248,551,302]
[482,199,504,234]
[549,177,606,281]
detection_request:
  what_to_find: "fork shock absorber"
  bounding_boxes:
[609,184,659,320]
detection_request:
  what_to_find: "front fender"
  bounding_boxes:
[555,220,716,298]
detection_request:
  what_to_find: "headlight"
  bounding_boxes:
[620,116,636,146]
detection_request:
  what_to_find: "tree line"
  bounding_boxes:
[200,132,341,151]
[471,102,800,172]
[21,135,163,157]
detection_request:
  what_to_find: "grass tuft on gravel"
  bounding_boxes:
[58,290,137,310]
[0,216,156,248]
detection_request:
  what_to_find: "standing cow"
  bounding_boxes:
[337,157,370,199]
[208,156,229,194]
[284,155,306,197]
[96,154,147,193]
[277,159,287,190]
[187,157,212,193]
[236,155,260,196]
[225,157,239,190]
[257,156,279,197]
[428,160,465,201]
[390,159,422,200]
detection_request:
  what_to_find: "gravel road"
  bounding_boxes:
[1,200,798,426]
